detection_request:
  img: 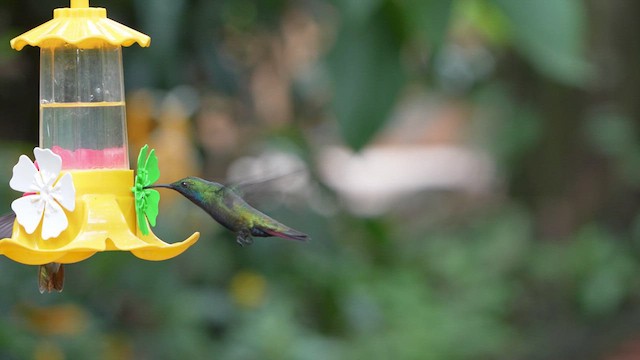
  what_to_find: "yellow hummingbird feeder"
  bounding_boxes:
[0,0,200,288]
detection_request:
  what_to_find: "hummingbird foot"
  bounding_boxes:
[236,229,254,247]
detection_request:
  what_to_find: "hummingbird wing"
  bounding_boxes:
[230,167,307,191]
[0,212,16,238]
[228,167,308,203]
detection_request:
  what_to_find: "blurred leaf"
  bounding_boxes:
[340,0,385,24]
[329,3,406,150]
[349,269,513,359]
[571,226,638,317]
[585,111,636,158]
[471,85,542,170]
[134,0,186,87]
[492,0,591,85]
[585,111,640,183]
[454,0,510,45]
[580,262,635,317]
[221,0,257,31]
[401,0,453,48]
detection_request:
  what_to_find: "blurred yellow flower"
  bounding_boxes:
[230,270,268,309]
[22,303,89,336]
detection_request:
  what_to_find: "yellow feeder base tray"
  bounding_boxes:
[0,169,199,265]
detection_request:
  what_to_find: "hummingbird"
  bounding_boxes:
[0,212,64,293]
[145,176,310,246]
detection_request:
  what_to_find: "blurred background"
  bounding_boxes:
[0,0,639,359]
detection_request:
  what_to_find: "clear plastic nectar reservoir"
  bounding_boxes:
[40,44,128,169]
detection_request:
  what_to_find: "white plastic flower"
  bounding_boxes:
[9,147,76,240]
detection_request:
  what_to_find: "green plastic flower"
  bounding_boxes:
[132,145,160,235]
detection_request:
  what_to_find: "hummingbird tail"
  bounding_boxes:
[261,227,310,242]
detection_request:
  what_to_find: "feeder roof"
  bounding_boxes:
[10,0,150,50]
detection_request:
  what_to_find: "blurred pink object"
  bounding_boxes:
[51,146,127,169]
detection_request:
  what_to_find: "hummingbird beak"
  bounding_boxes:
[144,184,173,190]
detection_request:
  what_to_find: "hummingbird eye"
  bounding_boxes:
[181,181,189,187]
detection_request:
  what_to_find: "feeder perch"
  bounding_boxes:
[0,0,199,267]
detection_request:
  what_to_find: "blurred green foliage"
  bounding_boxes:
[0,0,639,359]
